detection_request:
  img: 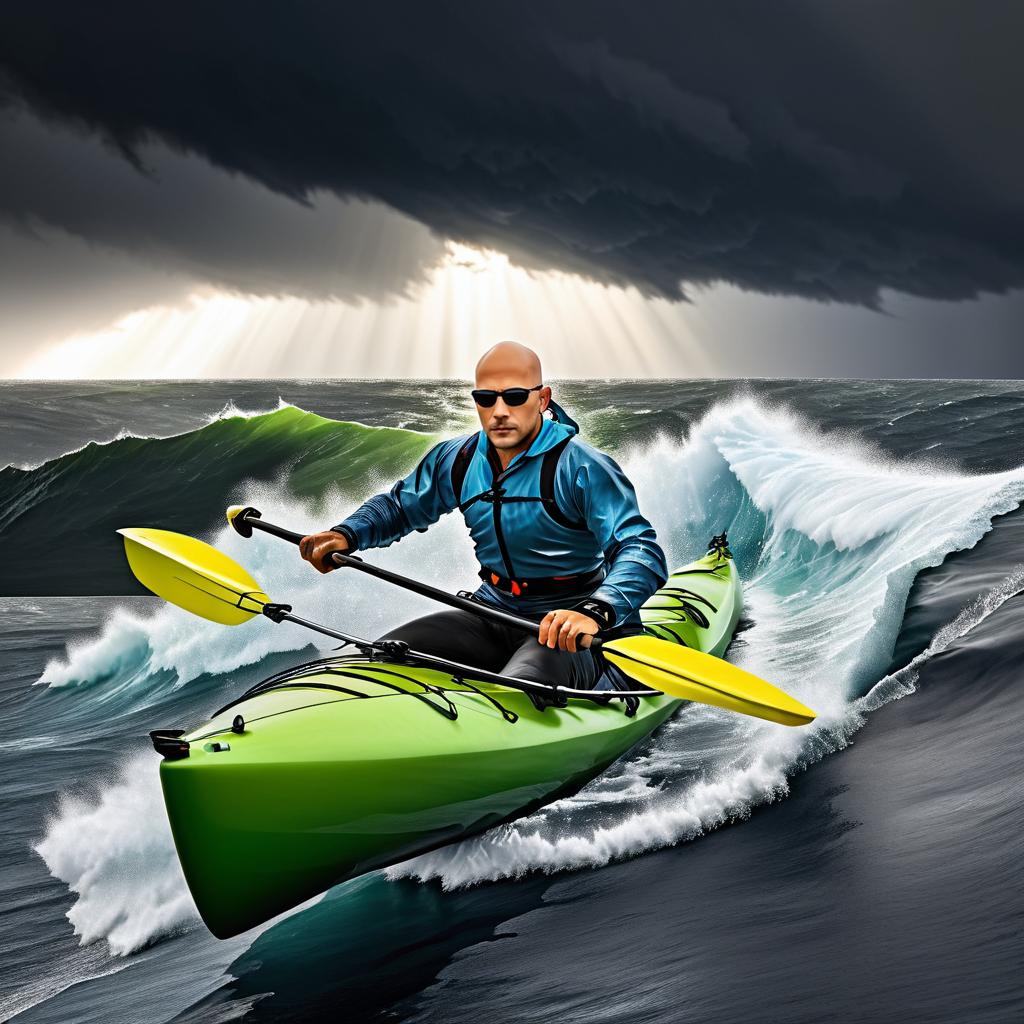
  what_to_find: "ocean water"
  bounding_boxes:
[0,379,1021,1023]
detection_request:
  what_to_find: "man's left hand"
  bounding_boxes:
[538,609,600,652]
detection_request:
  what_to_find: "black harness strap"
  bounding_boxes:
[538,436,587,530]
[453,434,586,529]
[451,434,478,505]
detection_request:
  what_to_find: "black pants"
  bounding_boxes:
[377,608,602,690]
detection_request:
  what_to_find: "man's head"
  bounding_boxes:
[473,341,551,453]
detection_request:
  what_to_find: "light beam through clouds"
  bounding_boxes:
[14,241,714,380]
[14,241,1024,380]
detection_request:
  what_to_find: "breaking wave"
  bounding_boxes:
[31,397,1024,949]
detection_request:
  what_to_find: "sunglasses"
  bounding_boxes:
[471,384,543,408]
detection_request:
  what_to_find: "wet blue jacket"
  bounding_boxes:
[332,403,668,628]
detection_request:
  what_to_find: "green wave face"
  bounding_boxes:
[0,406,438,596]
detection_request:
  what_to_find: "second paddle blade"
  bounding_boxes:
[118,527,269,625]
[602,634,816,727]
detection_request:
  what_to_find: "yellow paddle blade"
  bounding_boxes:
[602,634,816,727]
[118,528,269,625]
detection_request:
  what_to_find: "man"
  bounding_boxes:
[299,341,668,706]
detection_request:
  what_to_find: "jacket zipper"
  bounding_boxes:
[485,442,516,579]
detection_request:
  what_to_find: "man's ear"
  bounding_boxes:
[539,385,552,413]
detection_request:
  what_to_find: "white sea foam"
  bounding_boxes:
[37,480,479,696]
[33,753,199,956]
[38,608,155,689]
[201,396,295,425]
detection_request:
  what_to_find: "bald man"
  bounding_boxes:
[300,341,668,708]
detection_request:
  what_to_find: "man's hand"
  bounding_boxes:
[299,531,350,574]
[538,609,600,652]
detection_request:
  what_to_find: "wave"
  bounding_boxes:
[0,942,138,1021]
[33,752,199,956]
[0,404,437,596]
[8,398,294,474]
[31,397,1024,950]
[388,565,1024,890]
[35,477,482,700]
[859,563,1024,713]
[31,747,352,958]
[388,398,1024,886]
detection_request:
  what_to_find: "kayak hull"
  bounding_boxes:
[160,550,741,938]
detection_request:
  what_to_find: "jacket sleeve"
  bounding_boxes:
[568,446,669,625]
[330,436,466,551]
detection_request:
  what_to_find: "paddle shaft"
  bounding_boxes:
[234,508,602,650]
[270,607,656,699]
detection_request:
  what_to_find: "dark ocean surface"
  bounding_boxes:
[0,379,1021,1023]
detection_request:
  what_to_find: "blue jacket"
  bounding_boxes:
[332,402,668,628]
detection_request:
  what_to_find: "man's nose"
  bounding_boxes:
[493,396,511,415]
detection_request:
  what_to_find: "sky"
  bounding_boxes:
[1,1,1022,379]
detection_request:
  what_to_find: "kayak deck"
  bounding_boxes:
[159,547,741,938]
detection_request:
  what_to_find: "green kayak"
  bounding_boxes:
[156,543,741,939]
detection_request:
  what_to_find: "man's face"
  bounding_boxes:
[473,369,551,451]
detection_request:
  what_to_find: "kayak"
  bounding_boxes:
[155,541,741,939]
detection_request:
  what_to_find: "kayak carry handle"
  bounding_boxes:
[150,729,190,760]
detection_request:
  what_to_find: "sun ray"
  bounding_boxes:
[15,241,715,379]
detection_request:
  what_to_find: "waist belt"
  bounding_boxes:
[479,565,606,597]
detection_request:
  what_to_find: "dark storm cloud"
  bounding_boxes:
[0,106,446,307]
[0,0,1022,306]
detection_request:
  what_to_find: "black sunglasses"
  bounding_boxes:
[471,384,544,408]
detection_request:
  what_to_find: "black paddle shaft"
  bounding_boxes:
[229,506,603,650]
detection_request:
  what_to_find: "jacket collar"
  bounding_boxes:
[478,402,579,473]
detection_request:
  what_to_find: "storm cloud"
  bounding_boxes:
[0,105,447,307]
[1,0,1022,307]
